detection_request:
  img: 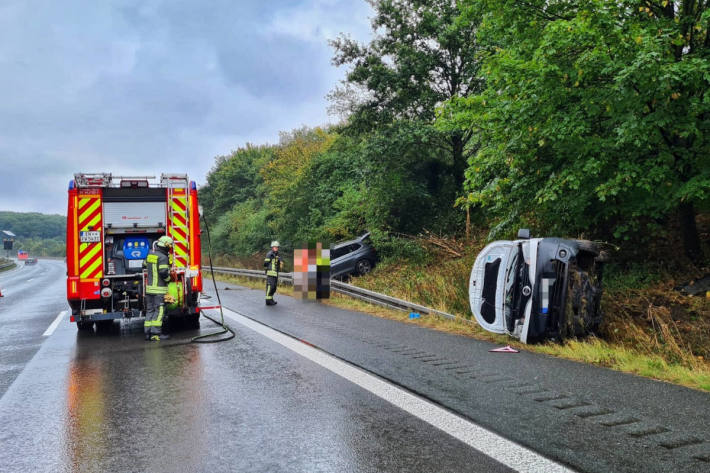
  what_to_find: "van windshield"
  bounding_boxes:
[503,250,519,319]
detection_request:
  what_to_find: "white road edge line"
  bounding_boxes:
[215,307,574,473]
[43,311,67,337]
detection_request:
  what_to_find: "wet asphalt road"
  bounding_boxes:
[0,260,513,473]
[1,260,709,472]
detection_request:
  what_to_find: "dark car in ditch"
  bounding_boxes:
[469,229,606,343]
[330,232,377,279]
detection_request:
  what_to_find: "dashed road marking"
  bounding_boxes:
[216,307,574,473]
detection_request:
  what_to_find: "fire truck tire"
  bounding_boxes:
[95,320,113,332]
[187,312,200,328]
[76,321,93,331]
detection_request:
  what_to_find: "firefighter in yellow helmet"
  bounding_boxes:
[143,236,174,341]
[264,240,283,305]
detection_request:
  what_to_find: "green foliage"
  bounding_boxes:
[0,211,65,239]
[0,211,66,256]
[603,262,664,292]
[354,121,464,234]
[210,200,272,256]
[200,144,272,222]
[15,237,65,257]
[440,0,710,257]
[369,233,432,266]
[201,0,709,269]
[331,0,484,188]
[200,125,466,260]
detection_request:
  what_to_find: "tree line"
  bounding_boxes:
[0,211,66,257]
[199,0,709,264]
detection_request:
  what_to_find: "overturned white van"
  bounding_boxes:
[469,229,605,343]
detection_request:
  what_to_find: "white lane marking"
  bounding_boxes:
[43,311,67,337]
[215,307,573,473]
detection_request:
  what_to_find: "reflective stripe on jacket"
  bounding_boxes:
[264,249,282,277]
[144,248,171,295]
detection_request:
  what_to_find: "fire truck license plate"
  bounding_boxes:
[80,231,101,243]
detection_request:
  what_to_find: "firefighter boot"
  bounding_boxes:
[150,334,171,341]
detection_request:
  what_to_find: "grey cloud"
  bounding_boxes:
[0,0,373,214]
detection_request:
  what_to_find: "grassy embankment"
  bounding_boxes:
[213,230,710,392]
[0,257,16,272]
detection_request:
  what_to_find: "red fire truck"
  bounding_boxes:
[66,173,203,330]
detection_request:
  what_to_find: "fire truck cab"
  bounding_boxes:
[66,173,203,330]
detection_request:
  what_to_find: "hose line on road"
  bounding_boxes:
[191,213,235,344]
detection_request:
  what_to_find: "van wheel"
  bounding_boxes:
[356,259,372,276]
[560,267,603,339]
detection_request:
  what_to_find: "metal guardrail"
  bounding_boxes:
[209,266,294,283]
[208,266,460,322]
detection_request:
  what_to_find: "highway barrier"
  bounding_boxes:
[208,266,464,323]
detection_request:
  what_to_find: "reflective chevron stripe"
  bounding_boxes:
[77,194,103,279]
[167,189,189,268]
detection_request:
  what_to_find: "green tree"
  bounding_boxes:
[0,211,65,240]
[0,211,66,256]
[441,0,710,262]
[200,144,273,223]
[330,0,485,187]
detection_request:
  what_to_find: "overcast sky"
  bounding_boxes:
[0,0,373,215]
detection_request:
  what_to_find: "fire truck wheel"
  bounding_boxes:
[95,320,114,332]
[76,321,93,331]
[187,313,200,328]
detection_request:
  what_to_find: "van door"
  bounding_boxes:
[469,241,513,334]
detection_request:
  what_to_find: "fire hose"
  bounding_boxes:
[190,212,235,343]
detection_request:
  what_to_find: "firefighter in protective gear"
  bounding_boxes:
[143,236,174,341]
[264,241,282,305]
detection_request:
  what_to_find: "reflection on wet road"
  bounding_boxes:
[0,260,513,472]
[63,321,210,472]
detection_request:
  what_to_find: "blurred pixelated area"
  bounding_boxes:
[293,242,330,299]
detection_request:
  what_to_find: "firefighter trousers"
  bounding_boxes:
[145,293,165,335]
[266,275,278,301]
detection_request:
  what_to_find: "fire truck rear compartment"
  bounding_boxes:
[67,173,203,327]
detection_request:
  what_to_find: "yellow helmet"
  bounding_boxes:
[157,236,174,248]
